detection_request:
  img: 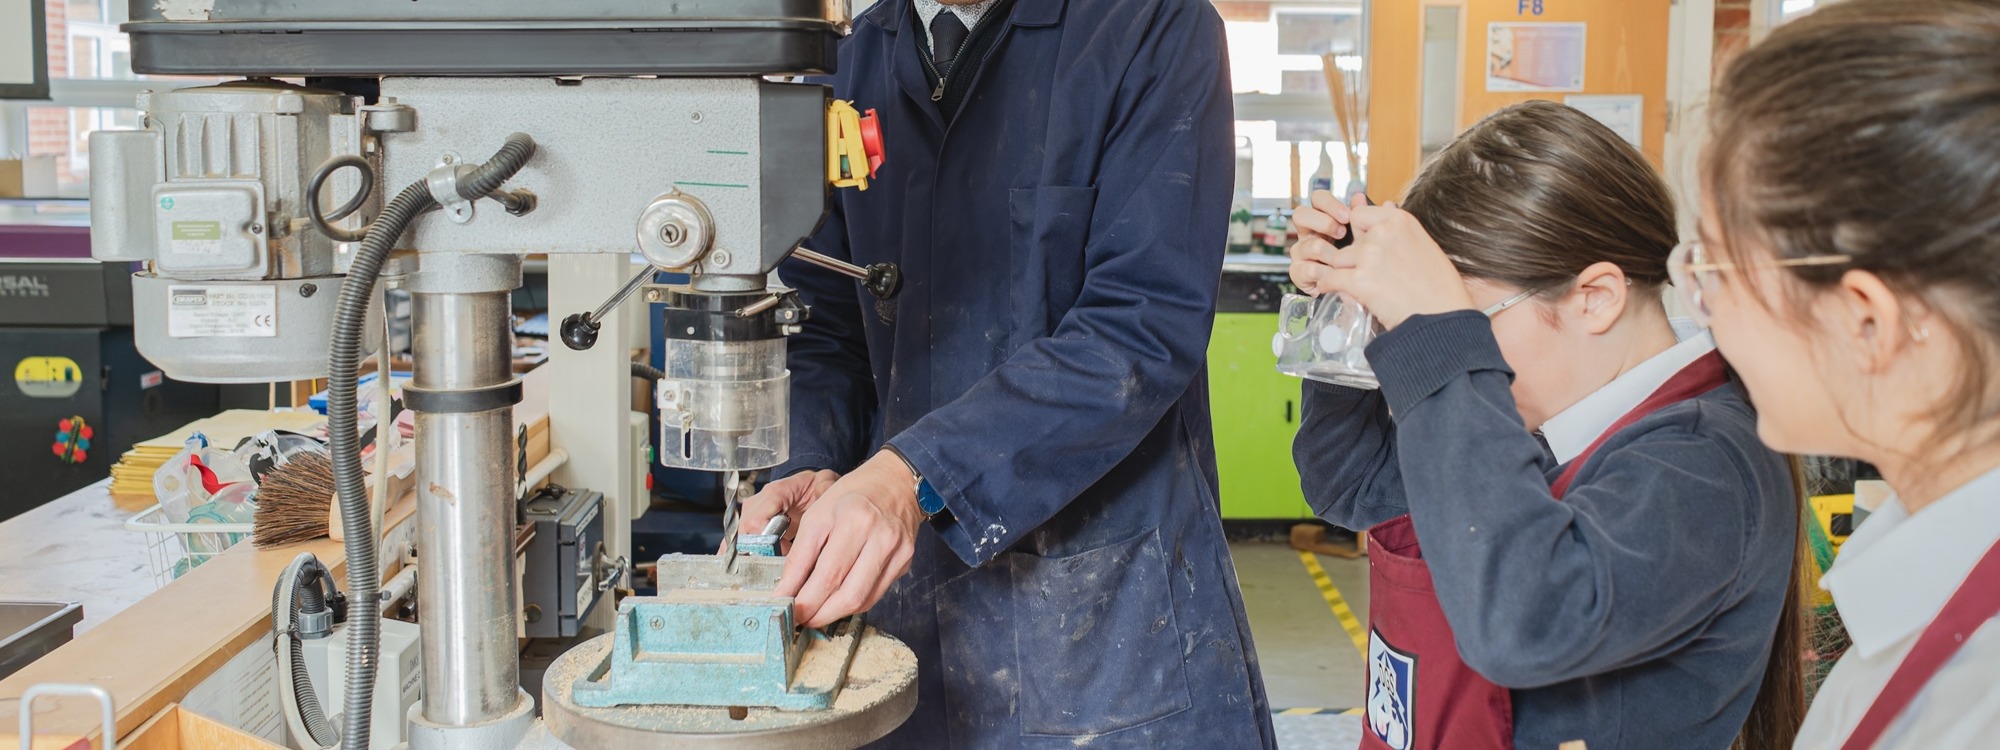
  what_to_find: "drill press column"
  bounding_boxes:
[406,254,524,727]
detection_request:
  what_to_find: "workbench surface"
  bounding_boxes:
[0,479,155,634]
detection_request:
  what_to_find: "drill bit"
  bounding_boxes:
[721,470,744,572]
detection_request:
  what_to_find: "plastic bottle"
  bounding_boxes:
[1228,137,1257,254]
[1310,143,1336,195]
[1261,209,1290,254]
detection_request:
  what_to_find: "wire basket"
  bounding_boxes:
[125,504,254,587]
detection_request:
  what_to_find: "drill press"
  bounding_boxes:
[90,2,914,748]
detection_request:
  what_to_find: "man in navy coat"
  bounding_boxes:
[741,0,1275,745]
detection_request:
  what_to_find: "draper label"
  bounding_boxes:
[15,356,84,398]
[167,284,277,338]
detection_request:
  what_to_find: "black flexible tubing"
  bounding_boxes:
[328,180,431,750]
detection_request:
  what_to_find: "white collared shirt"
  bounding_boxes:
[913,0,1001,52]
[1539,319,1713,463]
[1794,468,2000,749]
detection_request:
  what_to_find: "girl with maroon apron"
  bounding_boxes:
[1288,101,1803,750]
[1362,352,1728,750]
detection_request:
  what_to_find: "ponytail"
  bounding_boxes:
[1732,455,1811,750]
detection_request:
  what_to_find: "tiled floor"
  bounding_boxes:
[1273,712,1364,749]
[1231,541,1370,749]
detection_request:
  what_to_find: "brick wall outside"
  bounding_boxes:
[28,0,75,185]
[1714,0,1754,76]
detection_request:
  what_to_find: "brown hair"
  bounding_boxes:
[1408,98,1807,750]
[1705,0,2000,442]
[1734,455,1810,750]
[1402,100,1678,298]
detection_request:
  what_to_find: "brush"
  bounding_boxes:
[254,450,338,548]
[253,444,419,549]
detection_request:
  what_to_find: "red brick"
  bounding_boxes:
[1715,7,1751,31]
[45,0,69,78]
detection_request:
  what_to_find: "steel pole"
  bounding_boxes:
[412,289,521,726]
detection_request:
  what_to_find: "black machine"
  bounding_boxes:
[0,260,225,520]
[520,485,616,639]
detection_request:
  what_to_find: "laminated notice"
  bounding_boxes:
[168,284,278,338]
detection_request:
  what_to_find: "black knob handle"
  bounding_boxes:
[560,312,601,351]
[864,263,903,301]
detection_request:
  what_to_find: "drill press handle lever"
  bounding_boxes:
[792,247,903,301]
[559,264,656,351]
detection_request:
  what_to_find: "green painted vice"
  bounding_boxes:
[568,546,864,711]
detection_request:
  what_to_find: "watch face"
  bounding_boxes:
[917,482,948,516]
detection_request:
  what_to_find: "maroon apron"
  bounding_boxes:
[1360,351,1729,750]
[1838,537,2000,750]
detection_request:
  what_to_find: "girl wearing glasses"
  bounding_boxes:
[1692,2,2000,748]
[1287,100,1804,750]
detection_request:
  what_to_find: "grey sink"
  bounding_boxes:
[0,601,83,681]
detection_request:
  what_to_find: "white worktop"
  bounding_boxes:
[0,480,158,634]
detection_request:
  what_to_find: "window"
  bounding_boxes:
[1777,0,1820,21]
[1217,1,1371,207]
[10,0,203,197]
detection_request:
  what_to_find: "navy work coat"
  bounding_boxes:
[773,0,1275,747]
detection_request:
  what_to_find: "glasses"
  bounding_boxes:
[1667,240,1852,325]
[1480,287,1544,317]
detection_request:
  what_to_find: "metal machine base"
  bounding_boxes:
[407,688,537,750]
[542,628,918,750]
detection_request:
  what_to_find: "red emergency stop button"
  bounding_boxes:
[859,109,885,178]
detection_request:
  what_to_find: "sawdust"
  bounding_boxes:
[544,626,917,737]
[790,624,862,693]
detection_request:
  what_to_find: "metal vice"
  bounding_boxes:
[569,554,865,712]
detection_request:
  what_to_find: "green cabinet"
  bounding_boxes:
[1208,311,1313,520]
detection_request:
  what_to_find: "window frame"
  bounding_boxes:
[0,0,51,100]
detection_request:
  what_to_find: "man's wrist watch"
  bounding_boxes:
[882,444,951,523]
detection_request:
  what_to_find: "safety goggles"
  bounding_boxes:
[1666,240,1852,326]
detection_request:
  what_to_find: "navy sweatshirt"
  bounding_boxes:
[1294,311,1798,750]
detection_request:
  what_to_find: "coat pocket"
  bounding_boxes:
[1013,528,1193,737]
[935,556,1024,744]
[1008,186,1099,352]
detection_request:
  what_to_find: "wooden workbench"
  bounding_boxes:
[0,480,410,748]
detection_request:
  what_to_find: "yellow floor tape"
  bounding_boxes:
[1297,548,1369,659]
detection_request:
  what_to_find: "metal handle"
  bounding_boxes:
[792,247,902,301]
[559,265,655,351]
[19,683,116,750]
[597,554,630,592]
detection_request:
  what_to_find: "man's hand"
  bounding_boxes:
[738,469,842,547]
[775,451,924,628]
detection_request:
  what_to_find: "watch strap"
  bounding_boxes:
[882,444,951,520]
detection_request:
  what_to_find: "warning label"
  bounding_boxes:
[170,220,228,261]
[167,284,278,338]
